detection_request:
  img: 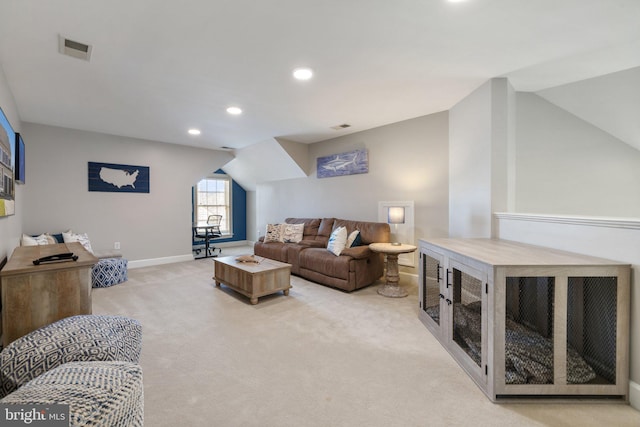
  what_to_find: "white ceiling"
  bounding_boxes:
[0,0,639,151]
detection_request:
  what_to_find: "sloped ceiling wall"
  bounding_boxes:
[222,138,309,191]
[536,66,640,151]
[225,68,639,190]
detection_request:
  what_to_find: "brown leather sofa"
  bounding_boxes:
[254,218,390,292]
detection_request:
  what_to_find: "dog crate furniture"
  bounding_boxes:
[418,238,630,402]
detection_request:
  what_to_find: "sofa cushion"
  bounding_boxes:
[299,248,351,280]
[316,218,336,244]
[285,218,321,240]
[327,226,347,256]
[333,219,390,245]
[254,242,289,263]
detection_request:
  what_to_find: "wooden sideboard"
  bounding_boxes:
[0,242,98,346]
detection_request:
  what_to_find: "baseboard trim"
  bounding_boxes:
[129,254,194,269]
[128,241,252,269]
[630,380,640,410]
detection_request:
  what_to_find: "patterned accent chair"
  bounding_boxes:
[0,315,142,397]
[1,361,144,426]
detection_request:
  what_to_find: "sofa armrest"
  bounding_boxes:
[340,246,371,260]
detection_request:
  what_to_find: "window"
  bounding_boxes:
[194,175,232,235]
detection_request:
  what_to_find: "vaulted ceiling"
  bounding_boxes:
[0,0,638,153]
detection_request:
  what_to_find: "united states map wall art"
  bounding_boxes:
[88,162,150,193]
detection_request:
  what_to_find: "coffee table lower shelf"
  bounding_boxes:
[213,256,292,305]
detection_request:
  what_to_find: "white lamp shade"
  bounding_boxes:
[388,206,405,224]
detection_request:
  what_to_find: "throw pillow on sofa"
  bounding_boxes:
[62,230,94,254]
[264,224,284,243]
[282,223,304,243]
[327,226,347,256]
[346,230,362,247]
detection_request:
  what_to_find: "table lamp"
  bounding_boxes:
[387,206,405,246]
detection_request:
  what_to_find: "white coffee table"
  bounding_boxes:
[369,243,417,298]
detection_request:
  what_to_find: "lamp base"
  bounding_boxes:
[391,242,402,246]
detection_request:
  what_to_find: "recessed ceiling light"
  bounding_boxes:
[293,68,313,80]
[226,106,242,115]
[188,129,201,135]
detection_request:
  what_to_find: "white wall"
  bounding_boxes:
[21,123,233,263]
[0,65,22,261]
[448,78,513,238]
[516,92,640,217]
[497,87,640,409]
[256,111,450,268]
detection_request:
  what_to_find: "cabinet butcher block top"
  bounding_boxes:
[422,238,628,267]
[1,242,98,277]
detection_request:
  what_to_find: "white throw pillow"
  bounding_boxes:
[62,230,94,254]
[21,233,56,246]
[264,224,284,243]
[327,226,347,256]
[282,223,304,243]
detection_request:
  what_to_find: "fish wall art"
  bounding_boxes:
[317,149,368,179]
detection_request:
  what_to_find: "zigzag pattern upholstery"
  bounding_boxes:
[0,361,144,426]
[0,315,142,398]
[92,257,128,288]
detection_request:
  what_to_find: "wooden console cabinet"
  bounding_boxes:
[0,242,98,346]
[418,238,630,401]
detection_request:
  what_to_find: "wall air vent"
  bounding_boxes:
[331,123,351,130]
[58,35,92,61]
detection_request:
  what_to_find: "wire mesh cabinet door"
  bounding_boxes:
[418,248,446,340]
[495,266,630,399]
[446,258,489,389]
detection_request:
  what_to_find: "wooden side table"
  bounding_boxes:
[369,243,417,298]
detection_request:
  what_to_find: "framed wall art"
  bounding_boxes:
[0,107,15,216]
[317,149,368,179]
[88,162,150,193]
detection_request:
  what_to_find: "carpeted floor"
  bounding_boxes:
[92,246,640,427]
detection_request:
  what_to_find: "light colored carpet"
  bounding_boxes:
[92,247,640,427]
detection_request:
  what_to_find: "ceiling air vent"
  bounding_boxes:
[331,123,351,130]
[58,35,92,61]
